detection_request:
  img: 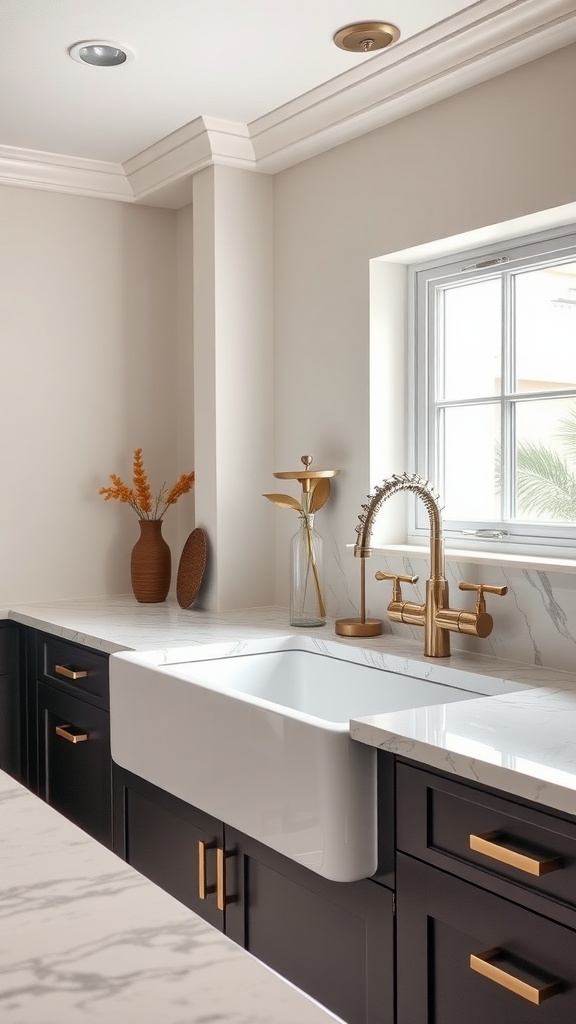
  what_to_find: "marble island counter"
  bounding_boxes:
[6,595,576,819]
[0,768,341,1024]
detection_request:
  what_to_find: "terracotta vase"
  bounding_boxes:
[130,519,171,603]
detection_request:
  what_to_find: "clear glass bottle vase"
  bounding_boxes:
[290,513,326,627]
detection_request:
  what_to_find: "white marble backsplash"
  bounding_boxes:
[328,549,576,674]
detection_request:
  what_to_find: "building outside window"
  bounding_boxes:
[411,227,576,556]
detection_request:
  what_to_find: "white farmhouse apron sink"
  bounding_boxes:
[110,635,521,882]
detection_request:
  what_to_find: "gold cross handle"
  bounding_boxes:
[459,581,508,614]
[375,571,419,603]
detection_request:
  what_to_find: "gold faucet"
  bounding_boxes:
[354,472,507,657]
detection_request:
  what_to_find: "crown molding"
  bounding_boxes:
[0,144,131,202]
[249,0,576,172]
[1,0,575,207]
[123,116,256,206]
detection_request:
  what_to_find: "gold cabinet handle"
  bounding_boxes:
[470,831,562,877]
[197,840,216,901]
[55,664,88,680]
[55,724,89,744]
[199,842,236,910]
[470,949,562,1005]
[217,846,226,911]
[216,846,237,912]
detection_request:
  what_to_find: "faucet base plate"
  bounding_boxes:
[335,617,383,638]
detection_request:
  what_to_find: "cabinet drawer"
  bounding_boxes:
[398,853,576,1024]
[397,763,576,918]
[37,632,109,708]
[38,683,112,847]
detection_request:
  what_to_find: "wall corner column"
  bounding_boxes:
[192,164,275,609]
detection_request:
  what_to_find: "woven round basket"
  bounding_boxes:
[176,528,207,608]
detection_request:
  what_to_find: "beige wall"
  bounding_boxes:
[0,186,184,603]
[2,42,576,668]
[272,43,576,625]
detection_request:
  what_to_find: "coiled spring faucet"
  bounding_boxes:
[352,472,507,658]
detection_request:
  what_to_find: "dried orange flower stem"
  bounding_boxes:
[99,449,194,520]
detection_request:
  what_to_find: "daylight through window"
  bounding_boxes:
[412,228,576,553]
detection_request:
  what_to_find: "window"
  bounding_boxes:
[412,227,576,554]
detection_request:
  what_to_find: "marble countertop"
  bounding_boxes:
[0,768,340,1024]
[6,595,576,819]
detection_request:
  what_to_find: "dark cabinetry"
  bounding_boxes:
[225,824,394,1024]
[30,629,112,848]
[398,853,576,1023]
[0,621,23,781]
[113,767,224,931]
[396,760,576,1023]
[114,763,394,1024]
[37,683,111,846]
[18,622,576,1024]
[397,762,576,920]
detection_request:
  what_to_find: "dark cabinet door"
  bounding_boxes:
[113,766,394,1024]
[113,765,225,931]
[225,825,395,1024]
[37,682,112,848]
[397,853,576,1024]
[0,622,23,782]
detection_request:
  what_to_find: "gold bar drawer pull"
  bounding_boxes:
[55,664,88,680]
[198,840,216,901]
[470,949,562,1005]
[217,847,226,912]
[469,831,562,876]
[55,724,89,744]
[216,847,237,912]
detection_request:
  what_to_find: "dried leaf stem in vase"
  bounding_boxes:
[264,457,339,622]
[99,448,194,519]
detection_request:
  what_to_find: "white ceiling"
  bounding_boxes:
[2,0,575,204]
[0,0,542,163]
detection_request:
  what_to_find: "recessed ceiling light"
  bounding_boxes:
[69,41,134,67]
[333,22,400,53]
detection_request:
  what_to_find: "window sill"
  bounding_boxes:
[361,544,576,575]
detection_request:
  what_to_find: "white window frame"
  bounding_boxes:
[409,224,576,558]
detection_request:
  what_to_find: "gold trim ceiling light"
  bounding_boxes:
[333,22,400,53]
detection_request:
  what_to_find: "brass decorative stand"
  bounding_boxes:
[265,456,339,627]
[273,455,339,495]
[335,555,383,637]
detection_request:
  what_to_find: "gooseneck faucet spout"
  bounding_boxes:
[353,473,507,658]
[355,473,444,578]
